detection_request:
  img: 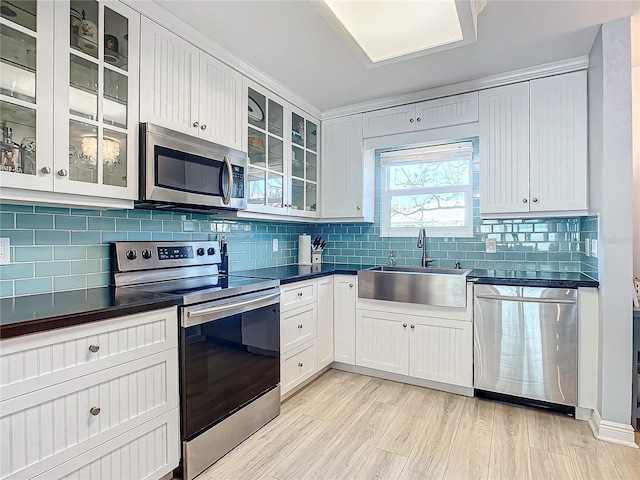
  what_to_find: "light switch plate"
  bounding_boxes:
[485,238,497,254]
[585,239,590,257]
[272,238,278,252]
[0,237,10,264]
[590,239,598,258]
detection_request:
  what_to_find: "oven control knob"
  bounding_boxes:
[207,247,216,256]
[141,249,152,259]
[197,248,205,256]
[126,250,137,260]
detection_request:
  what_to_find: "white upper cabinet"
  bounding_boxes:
[139,17,242,151]
[362,92,479,138]
[480,71,588,217]
[321,114,374,222]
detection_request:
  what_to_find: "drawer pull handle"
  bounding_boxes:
[298,362,303,367]
[88,345,100,353]
[298,324,303,329]
[90,407,101,416]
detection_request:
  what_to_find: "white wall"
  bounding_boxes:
[588,18,634,428]
[632,14,640,277]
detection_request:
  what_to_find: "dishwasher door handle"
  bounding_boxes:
[475,294,576,305]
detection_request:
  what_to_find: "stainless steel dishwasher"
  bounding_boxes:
[474,284,578,407]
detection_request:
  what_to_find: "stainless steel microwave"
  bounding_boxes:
[137,123,247,213]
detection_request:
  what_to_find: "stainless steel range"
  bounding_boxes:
[111,240,281,480]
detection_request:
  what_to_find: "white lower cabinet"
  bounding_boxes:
[0,308,180,480]
[281,303,317,352]
[316,276,334,369]
[333,275,357,365]
[356,310,409,375]
[281,340,318,395]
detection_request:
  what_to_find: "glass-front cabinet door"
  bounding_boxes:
[53,0,139,199]
[290,106,318,217]
[0,0,55,191]
[245,80,288,214]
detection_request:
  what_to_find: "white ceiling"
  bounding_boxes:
[155,0,640,112]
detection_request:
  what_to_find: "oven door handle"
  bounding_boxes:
[184,291,280,327]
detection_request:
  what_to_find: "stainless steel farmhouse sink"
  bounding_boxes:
[357,266,472,308]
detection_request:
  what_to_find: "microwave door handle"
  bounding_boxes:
[223,155,233,205]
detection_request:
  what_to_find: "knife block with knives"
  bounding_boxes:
[312,236,325,264]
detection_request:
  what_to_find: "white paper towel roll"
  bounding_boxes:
[298,234,311,265]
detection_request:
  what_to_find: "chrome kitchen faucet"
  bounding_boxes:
[417,228,435,267]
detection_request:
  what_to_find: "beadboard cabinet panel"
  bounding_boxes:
[355,310,409,375]
[362,104,415,138]
[414,92,479,130]
[333,275,357,365]
[316,276,334,369]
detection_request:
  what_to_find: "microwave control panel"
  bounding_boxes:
[232,165,245,199]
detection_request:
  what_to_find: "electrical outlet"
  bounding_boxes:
[272,238,278,252]
[0,237,10,265]
[591,239,598,258]
[485,238,497,254]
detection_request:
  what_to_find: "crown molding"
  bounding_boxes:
[321,55,590,120]
[122,0,322,119]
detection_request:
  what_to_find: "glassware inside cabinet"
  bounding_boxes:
[291,145,304,179]
[69,119,98,183]
[102,128,126,187]
[306,120,317,151]
[103,67,127,128]
[0,101,36,175]
[292,112,304,146]
[69,54,98,120]
[0,24,36,102]
[70,1,98,59]
[1,0,37,31]
[104,6,128,71]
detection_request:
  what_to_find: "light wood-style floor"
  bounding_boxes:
[202,370,640,480]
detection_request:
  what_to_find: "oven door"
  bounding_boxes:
[180,288,280,441]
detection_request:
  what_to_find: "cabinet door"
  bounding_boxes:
[362,104,415,138]
[290,107,319,217]
[198,52,242,150]
[414,92,479,131]
[317,276,334,368]
[0,0,54,192]
[356,309,409,375]
[281,340,317,396]
[321,114,374,221]
[409,317,472,387]
[529,71,587,212]
[333,275,357,365]
[139,16,199,137]
[479,82,530,215]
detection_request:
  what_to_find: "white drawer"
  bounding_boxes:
[280,280,316,311]
[0,307,178,401]
[281,304,317,353]
[31,411,179,480]
[0,350,178,480]
[281,340,317,396]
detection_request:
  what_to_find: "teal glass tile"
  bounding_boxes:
[191,233,208,241]
[0,212,15,229]
[116,219,141,231]
[4,230,33,245]
[525,252,548,261]
[36,230,69,245]
[14,246,52,262]
[0,280,14,298]
[71,259,101,275]
[127,232,152,241]
[152,232,173,241]
[35,206,70,214]
[87,272,110,287]
[36,261,71,277]
[16,214,54,229]
[183,221,199,232]
[55,215,87,230]
[172,233,191,240]
[55,246,87,260]
[0,262,34,280]
[141,220,163,231]
[162,221,182,232]
[54,275,86,291]
[101,232,127,242]
[0,204,33,212]
[71,208,100,216]
[15,278,52,295]
[71,231,101,245]
[151,211,174,220]
[101,209,128,217]
[86,245,109,259]
[88,217,115,231]
[127,209,152,219]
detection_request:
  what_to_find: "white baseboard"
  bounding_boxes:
[575,407,593,421]
[589,409,638,448]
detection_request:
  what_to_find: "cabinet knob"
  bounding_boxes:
[409,118,414,123]
[90,407,101,416]
[349,284,353,288]
[416,117,421,122]
[88,344,100,353]
[356,206,361,211]
[298,362,303,367]
[410,324,415,329]
[403,323,407,328]
[41,166,51,174]
[201,124,207,131]
[193,121,199,128]
[57,169,68,177]
[298,324,303,329]
[522,198,528,204]
[532,197,539,203]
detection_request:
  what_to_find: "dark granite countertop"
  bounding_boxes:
[233,264,374,284]
[0,287,181,339]
[468,269,599,288]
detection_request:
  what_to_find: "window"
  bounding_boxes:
[380,140,473,238]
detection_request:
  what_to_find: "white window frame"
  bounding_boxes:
[379,140,474,238]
